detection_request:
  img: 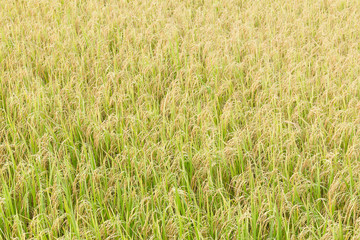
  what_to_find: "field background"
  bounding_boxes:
[1,0,360,239]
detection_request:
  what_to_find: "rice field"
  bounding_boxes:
[1,0,360,239]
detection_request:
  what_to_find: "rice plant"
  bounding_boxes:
[1,0,360,239]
